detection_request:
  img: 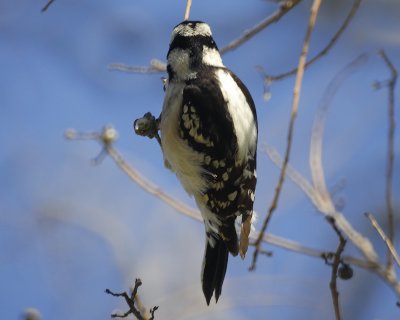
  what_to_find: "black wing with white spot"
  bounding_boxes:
[179,69,257,255]
[179,75,237,160]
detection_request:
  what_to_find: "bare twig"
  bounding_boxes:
[184,0,192,21]
[41,0,56,12]
[265,0,363,81]
[365,212,400,268]
[105,144,202,220]
[106,279,158,320]
[329,237,346,320]
[220,0,302,55]
[109,60,167,74]
[66,126,200,221]
[250,0,323,271]
[325,218,347,320]
[379,50,397,272]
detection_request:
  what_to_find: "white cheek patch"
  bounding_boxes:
[202,46,224,67]
[168,49,190,76]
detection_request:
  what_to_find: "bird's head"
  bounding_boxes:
[167,21,223,80]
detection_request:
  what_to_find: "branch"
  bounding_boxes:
[265,0,363,81]
[184,0,192,21]
[324,218,347,320]
[220,0,303,54]
[330,238,346,320]
[106,279,158,320]
[378,50,397,272]
[250,0,323,271]
[41,0,56,12]
[109,60,167,74]
[365,212,400,268]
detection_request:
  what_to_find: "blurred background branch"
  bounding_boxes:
[379,50,397,272]
[41,0,55,12]
[264,0,363,81]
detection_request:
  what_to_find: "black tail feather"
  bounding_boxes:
[201,239,229,305]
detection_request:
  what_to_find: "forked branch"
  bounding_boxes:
[106,279,158,320]
[265,0,363,81]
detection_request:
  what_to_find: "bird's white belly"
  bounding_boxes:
[160,85,208,196]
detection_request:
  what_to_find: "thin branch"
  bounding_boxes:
[365,212,400,268]
[184,0,192,21]
[379,50,397,272]
[260,230,371,272]
[66,126,200,221]
[106,279,158,320]
[250,0,323,271]
[325,218,347,320]
[265,0,363,81]
[329,238,346,320]
[105,144,201,220]
[41,0,56,12]
[220,0,302,55]
[109,60,167,74]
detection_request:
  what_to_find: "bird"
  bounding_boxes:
[159,20,258,305]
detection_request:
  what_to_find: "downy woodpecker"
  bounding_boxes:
[160,21,257,305]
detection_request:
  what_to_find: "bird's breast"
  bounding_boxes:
[160,83,208,195]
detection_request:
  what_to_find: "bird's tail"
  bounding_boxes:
[201,238,229,305]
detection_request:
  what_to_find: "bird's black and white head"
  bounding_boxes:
[167,21,224,80]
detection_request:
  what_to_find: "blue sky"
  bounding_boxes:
[1,0,399,319]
